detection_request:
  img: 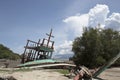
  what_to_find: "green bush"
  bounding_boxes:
[0,44,20,60]
[71,28,120,68]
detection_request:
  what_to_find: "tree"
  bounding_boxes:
[0,44,20,60]
[71,27,120,68]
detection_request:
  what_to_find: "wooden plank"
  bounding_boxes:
[93,52,120,78]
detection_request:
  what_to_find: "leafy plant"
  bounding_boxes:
[71,28,120,68]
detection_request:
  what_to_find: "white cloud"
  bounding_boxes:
[63,14,88,36]
[63,4,110,37]
[88,4,109,28]
[55,40,73,55]
[105,13,120,31]
[56,4,120,55]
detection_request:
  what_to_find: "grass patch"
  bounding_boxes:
[13,68,32,72]
[0,69,9,72]
[55,69,69,75]
[0,68,32,73]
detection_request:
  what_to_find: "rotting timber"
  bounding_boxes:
[21,29,54,63]
[20,29,75,68]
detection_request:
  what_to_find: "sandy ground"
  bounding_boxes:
[98,67,120,80]
[0,69,72,80]
[0,67,120,80]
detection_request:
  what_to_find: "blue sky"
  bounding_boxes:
[0,0,120,56]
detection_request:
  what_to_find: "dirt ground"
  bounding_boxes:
[98,67,120,80]
[0,69,72,80]
[0,67,119,80]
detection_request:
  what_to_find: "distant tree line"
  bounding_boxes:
[71,27,120,68]
[0,44,21,60]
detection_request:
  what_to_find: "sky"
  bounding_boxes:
[0,0,120,57]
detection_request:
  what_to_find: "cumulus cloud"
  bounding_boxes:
[56,4,120,55]
[55,40,73,55]
[88,4,109,28]
[105,13,120,31]
[63,14,88,36]
[63,4,110,37]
